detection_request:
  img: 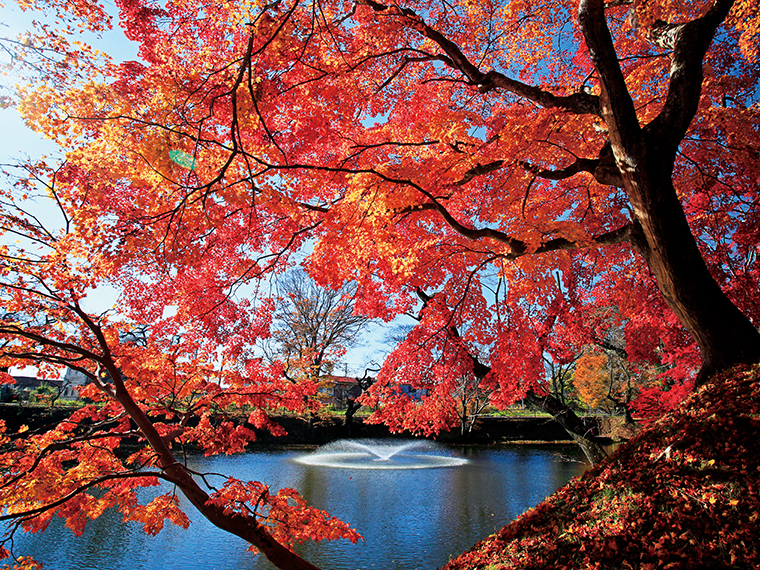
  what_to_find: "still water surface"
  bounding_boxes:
[11,444,587,570]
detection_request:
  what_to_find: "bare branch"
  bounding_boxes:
[455,160,505,185]
[519,143,624,188]
[578,0,643,165]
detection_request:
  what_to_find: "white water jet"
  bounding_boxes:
[293,439,468,469]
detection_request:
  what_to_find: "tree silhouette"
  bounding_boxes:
[268,270,370,386]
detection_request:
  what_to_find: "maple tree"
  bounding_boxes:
[575,350,613,410]
[1,0,760,567]
[0,164,361,570]
[360,288,614,462]
[573,337,653,422]
[451,371,492,436]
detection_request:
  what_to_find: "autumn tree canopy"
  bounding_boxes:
[1,0,760,567]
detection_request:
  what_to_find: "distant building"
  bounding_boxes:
[1,375,65,402]
[317,377,426,408]
[62,368,90,398]
[319,376,363,409]
[0,368,91,402]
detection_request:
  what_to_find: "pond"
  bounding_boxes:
[8,442,588,570]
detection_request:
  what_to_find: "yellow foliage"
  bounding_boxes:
[574,351,609,410]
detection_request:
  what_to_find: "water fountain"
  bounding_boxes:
[293,439,468,469]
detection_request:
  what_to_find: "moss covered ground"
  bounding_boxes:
[443,364,760,570]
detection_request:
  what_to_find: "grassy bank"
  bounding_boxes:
[443,364,760,570]
[0,404,589,446]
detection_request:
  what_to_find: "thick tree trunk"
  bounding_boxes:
[579,0,760,385]
[629,176,760,385]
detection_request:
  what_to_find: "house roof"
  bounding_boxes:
[323,375,360,386]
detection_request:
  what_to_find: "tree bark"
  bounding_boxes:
[628,180,760,384]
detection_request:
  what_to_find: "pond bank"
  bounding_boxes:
[442,365,760,570]
[0,403,628,446]
[252,414,602,446]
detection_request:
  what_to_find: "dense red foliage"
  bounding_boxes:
[1,0,760,567]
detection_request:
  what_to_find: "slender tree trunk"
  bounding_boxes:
[524,390,609,465]
[105,363,324,570]
[446,304,610,464]
[344,399,361,436]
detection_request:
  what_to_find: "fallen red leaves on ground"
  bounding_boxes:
[444,364,760,570]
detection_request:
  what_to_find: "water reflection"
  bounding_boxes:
[7,444,587,570]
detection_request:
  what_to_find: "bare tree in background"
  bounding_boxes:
[267,270,372,415]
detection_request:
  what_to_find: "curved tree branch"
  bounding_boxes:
[356,0,600,115]
[0,471,174,523]
[578,0,643,170]
[518,142,624,187]
[644,0,736,162]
